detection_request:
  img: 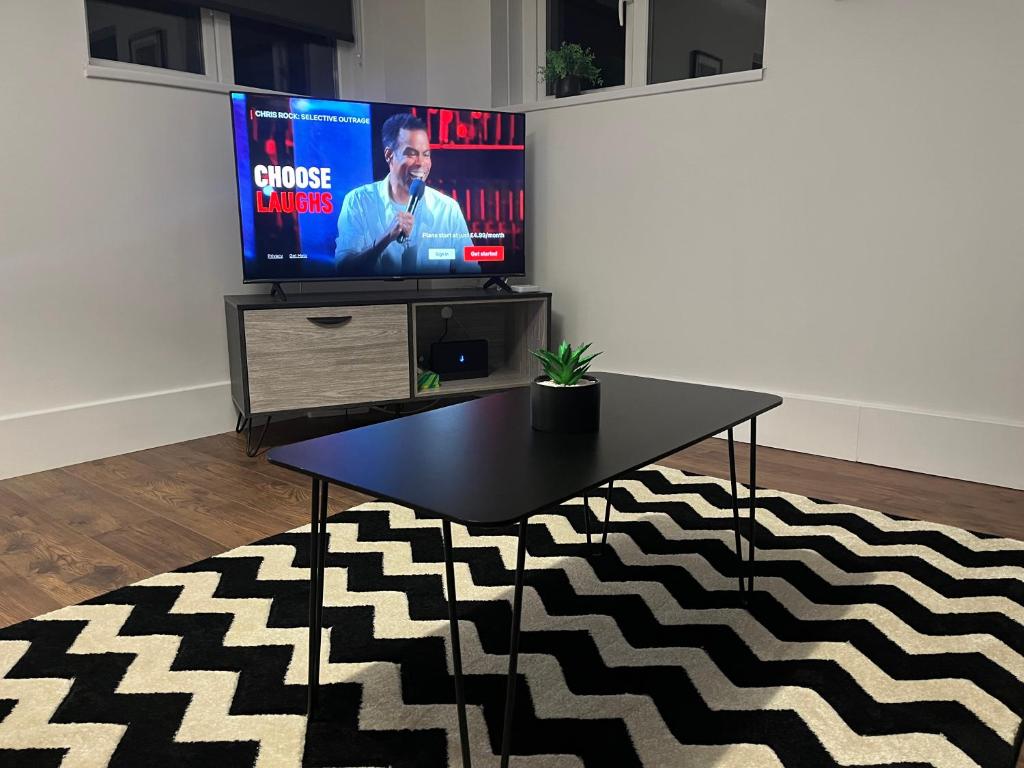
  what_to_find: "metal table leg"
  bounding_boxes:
[582,482,615,557]
[727,420,758,596]
[499,521,528,768]
[599,482,614,549]
[307,478,328,716]
[441,519,529,767]
[441,519,472,768]
[583,495,591,546]
[727,428,746,594]
[747,418,758,593]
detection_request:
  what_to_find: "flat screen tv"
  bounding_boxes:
[230,92,526,283]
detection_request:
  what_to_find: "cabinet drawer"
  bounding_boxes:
[244,304,409,413]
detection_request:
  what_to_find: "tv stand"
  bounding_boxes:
[270,282,289,301]
[482,276,513,293]
[224,288,552,443]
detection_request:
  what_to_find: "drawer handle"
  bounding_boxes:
[307,315,353,327]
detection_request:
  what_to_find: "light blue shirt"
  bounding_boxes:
[335,178,479,275]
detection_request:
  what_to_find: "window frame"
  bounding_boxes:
[82,2,355,98]
[519,0,764,110]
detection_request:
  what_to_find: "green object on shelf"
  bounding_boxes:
[530,340,601,386]
[418,370,441,392]
[538,42,603,87]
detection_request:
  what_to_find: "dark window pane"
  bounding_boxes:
[231,16,337,98]
[547,0,625,93]
[648,0,766,84]
[85,0,203,74]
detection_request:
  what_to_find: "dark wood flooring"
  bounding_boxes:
[1,411,1021,629]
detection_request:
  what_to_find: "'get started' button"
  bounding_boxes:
[463,245,505,262]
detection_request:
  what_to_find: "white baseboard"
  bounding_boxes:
[603,369,1024,491]
[2,376,1021,491]
[724,392,1022,491]
[0,382,236,480]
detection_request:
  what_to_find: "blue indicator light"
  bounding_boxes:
[459,354,465,364]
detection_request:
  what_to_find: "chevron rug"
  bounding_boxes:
[0,464,1022,768]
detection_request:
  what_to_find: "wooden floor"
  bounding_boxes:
[1,411,1021,629]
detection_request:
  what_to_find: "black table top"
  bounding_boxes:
[268,373,782,527]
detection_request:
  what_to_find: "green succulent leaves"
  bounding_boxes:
[417,370,440,391]
[531,340,602,387]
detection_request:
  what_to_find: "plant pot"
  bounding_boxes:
[554,75,581,98]
[531,375,601,433]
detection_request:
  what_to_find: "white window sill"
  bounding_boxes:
[85,61,293,96]
[510,68,765,113]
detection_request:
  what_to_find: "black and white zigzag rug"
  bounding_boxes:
[1,465,1022,768]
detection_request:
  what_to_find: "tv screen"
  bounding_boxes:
[230,92,526,282]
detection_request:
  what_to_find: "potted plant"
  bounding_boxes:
[530,341,602,432]
[538,42,603,98]
[417,369,440,393]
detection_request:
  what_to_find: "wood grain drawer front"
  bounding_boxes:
[244,305,410,413]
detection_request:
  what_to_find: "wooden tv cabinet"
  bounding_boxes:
[224,288,551,440]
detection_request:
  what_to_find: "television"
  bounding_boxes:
[229,92,526,283]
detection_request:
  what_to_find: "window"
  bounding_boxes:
[547,0,626,92]
[529,0,766,102]
[230,16,337,98]
[85,0,204,74]
[648,0,765,84]
[84,0,352,98]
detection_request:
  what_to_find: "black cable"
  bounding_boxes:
[452,314,471,339]
[399,399,442,415]
[369,400,441,418]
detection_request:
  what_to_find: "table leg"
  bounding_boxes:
[441,519,472,768]
[747,418,758,593]
[316,480,329,664]
[727,429,746,594]
[728,422,759,595]
[499,521,528,768]
[599,481,615,549]
[307,478,325,717]
[583,495,592,546]
[583,483,615,557]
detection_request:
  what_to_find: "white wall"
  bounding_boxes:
[344,0,492,109]
[528,0,1024,489]
[0,1,245,478]
[0,0,466,479]
[352,0,427,104]
[425,0,492,108]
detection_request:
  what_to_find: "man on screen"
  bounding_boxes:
[334,113,479,276]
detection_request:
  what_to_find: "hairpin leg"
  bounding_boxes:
[307,478,327,717]
[583,495,592,546]
[499,521,529,767]
[728,429,746,595]
[747,418,758,594]
[441,519,472,768]
[599,481,614,548]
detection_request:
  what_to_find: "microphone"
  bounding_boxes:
[397,178,425,245]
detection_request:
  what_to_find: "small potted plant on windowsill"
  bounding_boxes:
[530,341,602,432]
[538,42,603,98]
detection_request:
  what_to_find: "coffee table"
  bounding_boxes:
[268,372,782,767]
